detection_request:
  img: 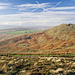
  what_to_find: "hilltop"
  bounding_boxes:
[45,24,75,40]
[0,24,75,54]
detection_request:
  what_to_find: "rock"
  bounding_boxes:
[50,68,64,74]
[2,63,7,73]
[50,69,56,74]
[15,61,19,65]
[34,62,38,66]
[20,70,26,73]
[59,63,63,66]
[72,62,75,65]
[51,57,58,62]
[40,57,47,60]
[47,57,53,61]
[56,59,61,62]
[71,64,75,69]
[56,68,64,73]
[0,60,6,63]
[1,56,6,60]
[8,61,14,65]
[8,61,14,67]
[38,60,43,63]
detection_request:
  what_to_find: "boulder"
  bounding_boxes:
[56,68,64,73]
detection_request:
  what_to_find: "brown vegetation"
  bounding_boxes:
[0,24,75,54]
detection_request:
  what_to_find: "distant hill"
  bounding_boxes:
[0,26,52,41]
[0,26,52,33]
[0,24,75,54]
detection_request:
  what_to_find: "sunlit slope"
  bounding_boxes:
[45,24,75,40]
[0,24,75,54]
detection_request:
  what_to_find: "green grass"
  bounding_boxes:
[2,30,42,35]
[0,53,75,57]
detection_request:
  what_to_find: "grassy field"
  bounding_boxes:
[0,30,42,41]
[2,30,42,35]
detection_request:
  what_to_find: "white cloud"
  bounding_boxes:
[0,2,75,27]
[0,6,7,9]
[16,2,75,12]
[0,3,9,5]
[45,6,75,11]
[0,10,75,26]
[52,1,62,8]
[56,6,75,10]
[0,2,10,10]
[17,3,51,11]
[18,3,50,8]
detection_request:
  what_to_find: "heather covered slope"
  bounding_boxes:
[0,24,75,54]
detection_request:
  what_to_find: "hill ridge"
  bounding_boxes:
[0,24,75,54]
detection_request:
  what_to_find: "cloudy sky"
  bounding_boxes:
[0,0,75,29]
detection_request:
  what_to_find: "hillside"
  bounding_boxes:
[0,26,52,41]
[45,24,75,40]
[0,24,75,54]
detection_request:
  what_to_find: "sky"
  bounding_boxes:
[0,0,75,29]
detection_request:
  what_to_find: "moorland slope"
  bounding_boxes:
[0,24,75,54]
